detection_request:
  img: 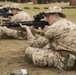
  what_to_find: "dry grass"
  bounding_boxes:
[0,2,76,75]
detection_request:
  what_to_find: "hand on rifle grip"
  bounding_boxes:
[19,23,28,29]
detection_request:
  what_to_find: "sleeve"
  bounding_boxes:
[29,36,49,48]
[44,20,63,40]
[11,11,32,22]
[11,15,18,22]
[26,30,35,41]
[44,25,55,39]
[31,27,43,35]
[27,27,49,48]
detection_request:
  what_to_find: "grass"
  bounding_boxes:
[2,2,76,23]
[63,9,76,23]
[20,2,76,23]
[0,2,76,75]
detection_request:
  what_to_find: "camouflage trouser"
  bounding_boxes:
[25,47,65,70]
[0,26,26,39]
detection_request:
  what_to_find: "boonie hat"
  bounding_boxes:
[11,4,22,11]
[44,6,66,18]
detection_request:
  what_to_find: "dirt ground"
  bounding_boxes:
[0,39,76,75]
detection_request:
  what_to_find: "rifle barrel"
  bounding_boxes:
[2,20,49,29]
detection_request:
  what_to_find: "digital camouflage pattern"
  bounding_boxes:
[11,3,21,11]
[0,3,32,39]
[44,18,76,52]
[0,11,32,39]
[44,6,66,18]
[11,11,31,22]
[25,18,76,70]
[0,26,27,39]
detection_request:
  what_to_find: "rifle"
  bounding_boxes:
[1,12,49,29]
[0,8,13,18]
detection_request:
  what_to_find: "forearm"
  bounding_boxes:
[25,27,35,40]
[29,36,49,48]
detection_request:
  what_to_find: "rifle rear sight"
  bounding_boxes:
[33,12,45,21]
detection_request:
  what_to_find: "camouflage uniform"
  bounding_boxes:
[11,11,31,22]
[25,6,76,70]
[0,4,32,39]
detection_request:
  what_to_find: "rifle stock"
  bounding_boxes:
[2,20,49,29]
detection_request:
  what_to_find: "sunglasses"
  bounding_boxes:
[44,13,56,17]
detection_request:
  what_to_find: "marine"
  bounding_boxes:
[20,6,76,71]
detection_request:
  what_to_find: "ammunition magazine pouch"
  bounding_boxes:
[60,50,76,71]
[64,54,76,71]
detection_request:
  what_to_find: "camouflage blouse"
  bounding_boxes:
[28,18,76,52]
[11,11,31,22]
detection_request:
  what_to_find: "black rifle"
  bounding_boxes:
[0,8,13,18]
[1,12,49,29]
